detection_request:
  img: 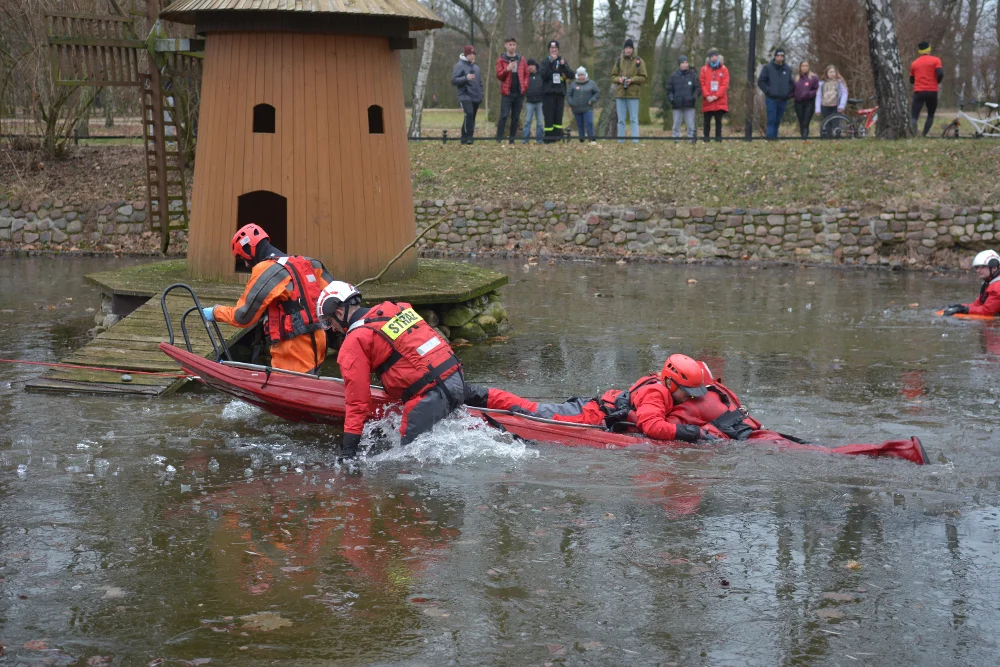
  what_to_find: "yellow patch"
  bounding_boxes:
[380,308,423,340]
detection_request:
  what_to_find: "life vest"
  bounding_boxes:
[350,301,461,402]
[263,256,327,347]
[597,375,660,431]
[701,382,761,440]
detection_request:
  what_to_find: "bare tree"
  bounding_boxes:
[865,0,914,137]
[409,28,438,137]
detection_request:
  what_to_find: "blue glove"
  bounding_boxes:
[201,306,215,322]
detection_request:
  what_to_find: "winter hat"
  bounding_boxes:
[707,47,719,57]
[918,41,931,54]
[678,54,688,65]
[623,38,635,50]
[773,47,786,57]
[527,58,538,67]
[548,40,559,49]
[576,66,588,78]
[463,45,475,57]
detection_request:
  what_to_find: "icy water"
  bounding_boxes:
[1,256,999,666]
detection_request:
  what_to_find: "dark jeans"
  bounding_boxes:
[573,110,594,141]
[820,105,838,119]
[764,97,787,138]
[911,91,938,136]
[794,100,815,138]
[496,95,524,143]
[542,94,565,142]
[703,110,725,141]
[460,100,480,143]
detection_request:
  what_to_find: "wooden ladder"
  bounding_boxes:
[141,72,189,253]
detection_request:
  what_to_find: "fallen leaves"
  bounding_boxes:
[845,559,862,570]
[23,639,48,650]
[239,611,292,632]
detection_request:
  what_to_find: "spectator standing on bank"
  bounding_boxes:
[495,37,529,144]
[667,55,699,140]
[522,59,544,144]
[610,38,648,144]
[757,48,793,138]
[910,41,944,137]
[699,48,729,142]
[451,45,482,145]
[815,65,848,119]
[792,61,819,138]
[567,66,600,143]
[538,40,574,142]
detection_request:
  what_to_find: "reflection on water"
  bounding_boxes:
[1,257,999,665]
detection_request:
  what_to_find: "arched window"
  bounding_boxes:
[367,105,384,134]
[235,191,287,273]
[253,104,275,134]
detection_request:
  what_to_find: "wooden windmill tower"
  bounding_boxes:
[46,0,203,253]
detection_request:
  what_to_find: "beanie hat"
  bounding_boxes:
[707,47,719,57]
[918,41,931,54]
[678,54,688,65]
[463,45,475,57]
[548,40,559,49]
[774,47,785,56]
[623,38,634,50]
[576,66,588,77]
[527,58,538,67]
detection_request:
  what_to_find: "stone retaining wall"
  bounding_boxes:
[3,196,998,267]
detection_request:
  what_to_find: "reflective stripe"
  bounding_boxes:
[416,336,441,356]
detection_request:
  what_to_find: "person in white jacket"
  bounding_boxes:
[815,65,848,119]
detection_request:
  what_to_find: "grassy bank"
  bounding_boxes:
[410,139,1000,209]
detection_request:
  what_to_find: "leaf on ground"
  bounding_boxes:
[845,559,862,570]
[248,582,270,595]
[239,611,292,631]
[24,639,48,650]
[546,643,566,655]
[581,641,602,650]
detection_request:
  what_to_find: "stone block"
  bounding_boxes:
[23,232,39,243]
[690,206,707,217]
[0,217,11,229]
[0,229,9,241]
[40,231,52,243]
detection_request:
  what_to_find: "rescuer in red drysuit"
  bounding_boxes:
[941,249,1000,318]
[465,353,928,464]
[317,282,472,458]
[202,223,332,374]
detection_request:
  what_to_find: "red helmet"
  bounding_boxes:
[661,354,708,396]
[231,223,269,261]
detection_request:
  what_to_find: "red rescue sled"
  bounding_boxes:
[159,343,927,463]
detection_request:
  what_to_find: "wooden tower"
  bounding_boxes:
[159,0,443,283]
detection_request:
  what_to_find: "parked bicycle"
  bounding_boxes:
[942,86,1000,138]
[820,96,878,139]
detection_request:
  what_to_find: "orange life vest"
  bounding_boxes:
[264,256,327,347]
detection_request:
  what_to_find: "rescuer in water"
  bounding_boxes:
[465,353,927,464]
[316,282,474,458]
[941,250,1000,318]
[201,224,333,374]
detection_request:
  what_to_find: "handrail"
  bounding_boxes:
[160,283,232,362]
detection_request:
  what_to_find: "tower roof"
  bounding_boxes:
[161,0,444,32]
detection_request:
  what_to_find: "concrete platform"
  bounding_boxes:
[25,259,508,396]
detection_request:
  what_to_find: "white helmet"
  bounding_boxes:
[972,249,1000,269]
[316,281,361,327]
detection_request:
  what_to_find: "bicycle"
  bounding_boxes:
[820,96,878,139]
[941,86,1000,138]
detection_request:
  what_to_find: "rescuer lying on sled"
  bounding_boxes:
[316,282,476,458]
[941,250,1000,318]
[465,353,927,464]
[201,224,333,374]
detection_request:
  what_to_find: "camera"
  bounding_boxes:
[623,78,630,89]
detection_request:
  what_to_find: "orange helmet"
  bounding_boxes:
[231,223,269,261]
[661,354,708,396]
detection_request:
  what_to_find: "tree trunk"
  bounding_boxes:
[958,0,980,96]
[408,29,437,138]
[503,0,518,41]
[637,0,656,124]
[76,87,91,138]
[865,0,913,138]
[577,0,595,71]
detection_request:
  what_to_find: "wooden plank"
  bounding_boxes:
[290,32,306,255]
[312,34,332,274]
[303,34,320,260]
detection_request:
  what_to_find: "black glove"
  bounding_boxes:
[674,424,702,443]
[341,433,362,458]
[943,305,969,316]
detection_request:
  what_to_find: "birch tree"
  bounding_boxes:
[596,0,647,135]
[865,0,913,137]
[408,27,437,138]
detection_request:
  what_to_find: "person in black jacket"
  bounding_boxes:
[756,48,793,138]
[538,40,574,142]
[522,59,544,143]
[451,45,483,145]
[666,55,699,140]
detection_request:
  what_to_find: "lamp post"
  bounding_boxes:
[745,0,757,140]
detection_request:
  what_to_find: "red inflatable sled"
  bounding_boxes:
[159,343,927,464]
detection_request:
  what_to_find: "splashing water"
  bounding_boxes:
[221,400,262,420]
[366,409,538,465]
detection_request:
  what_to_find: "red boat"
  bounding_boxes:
[159,342,927,463]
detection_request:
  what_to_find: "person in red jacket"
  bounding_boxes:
[316,282,472,458]
[466,354,927,464]
[910,41,944,136]
[495,37,529,144]
[942,250,1000,317]
[202,224,331,374]
[699,48,729,142]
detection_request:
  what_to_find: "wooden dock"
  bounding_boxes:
[25,259,507,396]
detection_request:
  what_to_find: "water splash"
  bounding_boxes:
[366,409,538,466]
[221,400,262,420]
